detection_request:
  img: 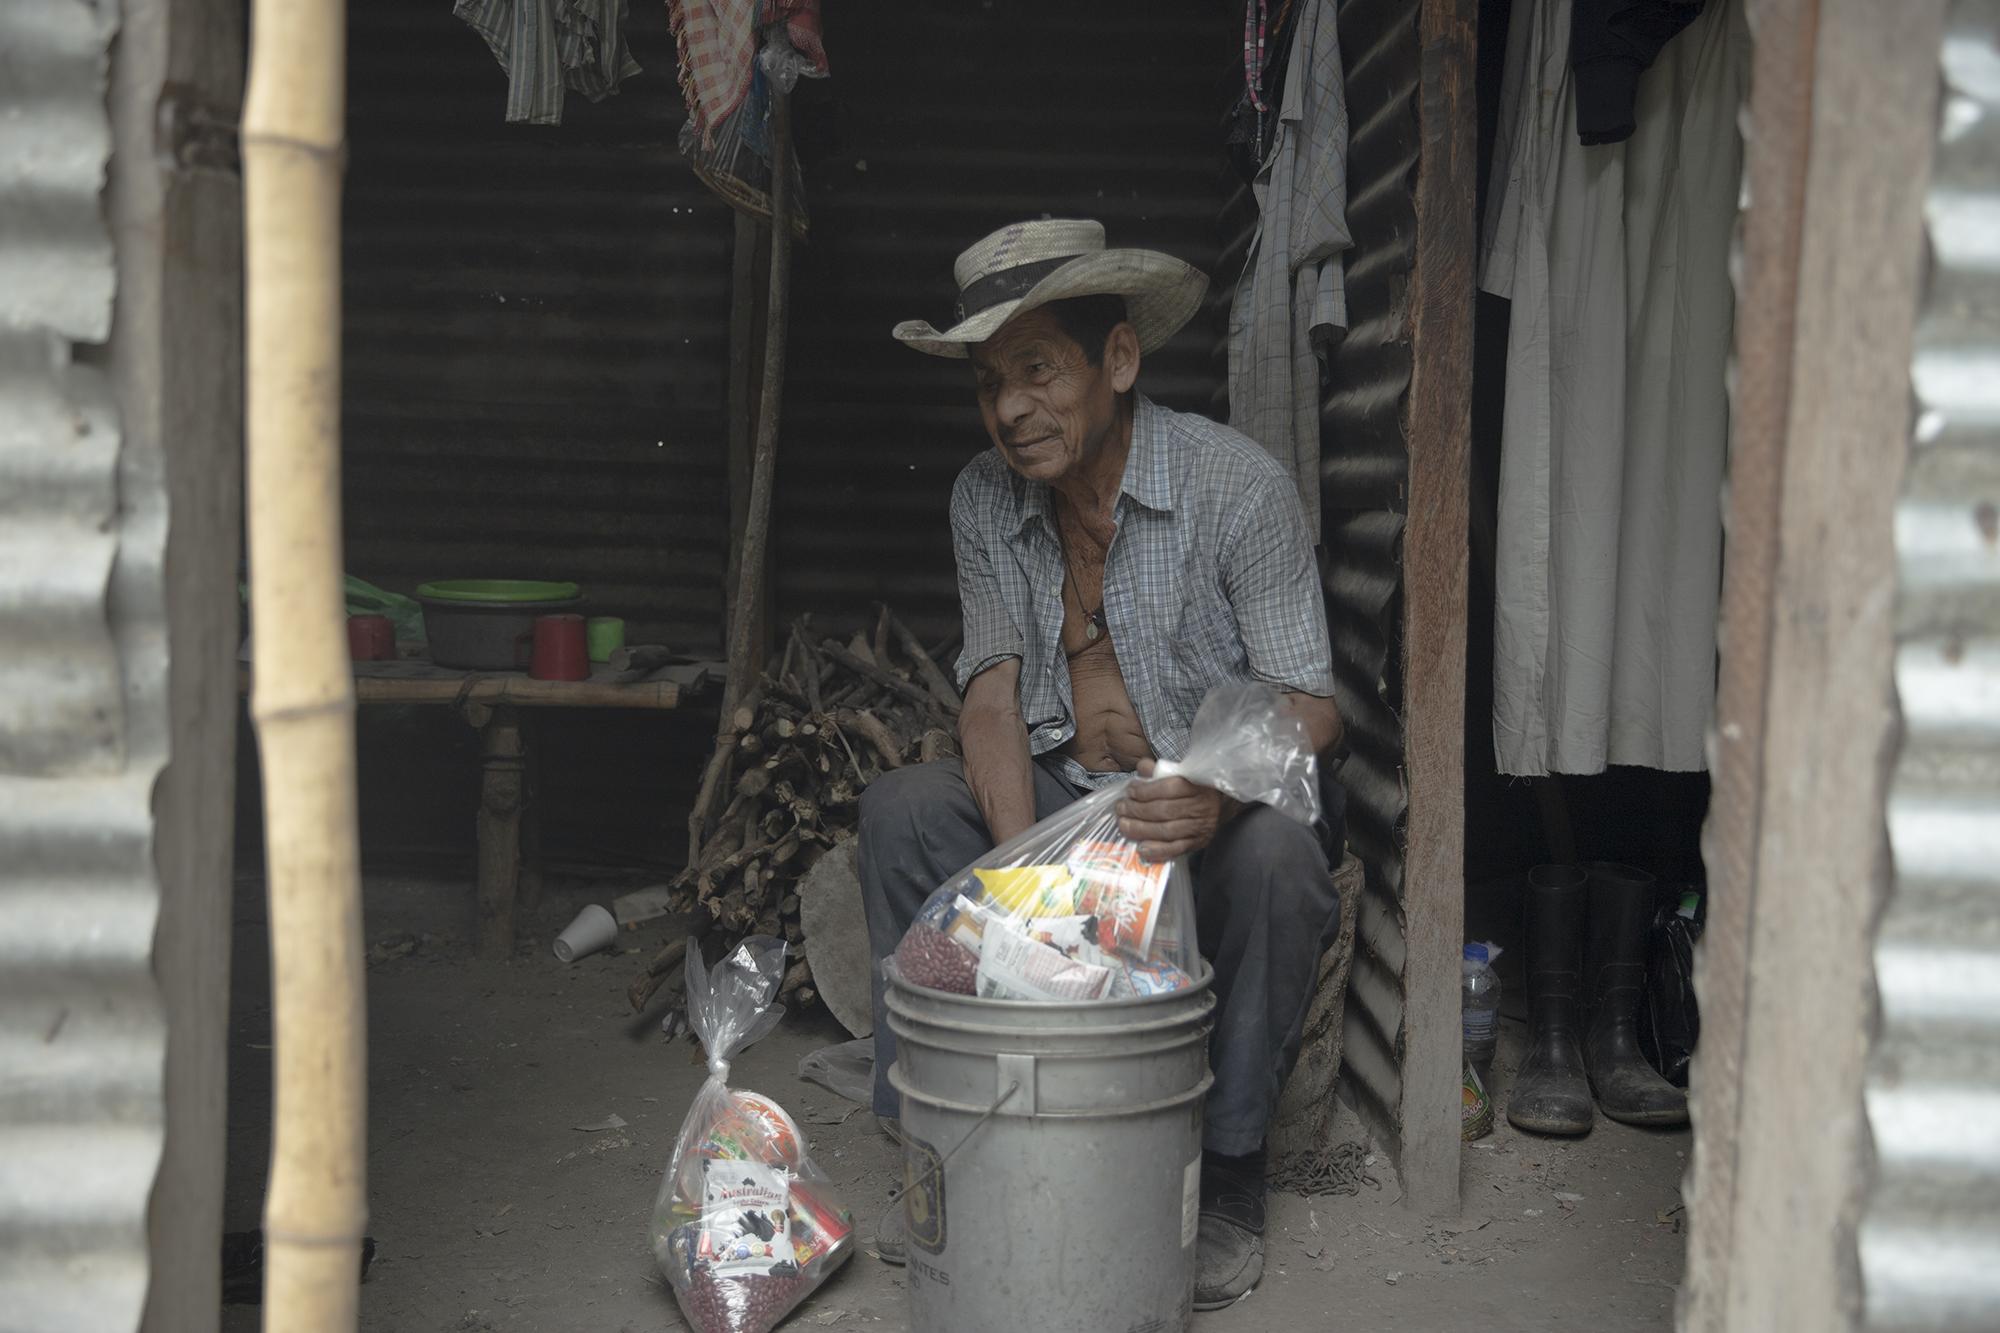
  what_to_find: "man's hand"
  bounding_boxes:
[1117,760,1241,863]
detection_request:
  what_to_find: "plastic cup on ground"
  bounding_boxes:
[553,904,618,962]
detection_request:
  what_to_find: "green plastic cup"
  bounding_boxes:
[586,616,625,663]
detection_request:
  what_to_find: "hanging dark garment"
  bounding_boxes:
[1224,0,1307,182]
[1569,0,1705,145]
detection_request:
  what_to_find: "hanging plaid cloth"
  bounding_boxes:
[670,4,827,234]
[668,0,828,144]
[1243,0,1270,138]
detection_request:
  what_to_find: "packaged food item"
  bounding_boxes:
[1461,1060,1494,1141]
[651,938,854,1332]
[1119,954,1195,997]
[893,683,1322,1002]
[975,917,1115,1001]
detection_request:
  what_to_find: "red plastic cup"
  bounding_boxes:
[530,613,589,681]
[347,614,395,661]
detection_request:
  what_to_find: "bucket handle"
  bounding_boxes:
[883,1077,1021,1212]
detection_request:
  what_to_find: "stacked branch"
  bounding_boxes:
[631,605,960,1011]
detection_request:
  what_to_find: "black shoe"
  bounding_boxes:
[1193,1147,1267,1309]
[1583,862,1690,1127]
[1193,1217,1263,1310]
[1507,865,1596,1136]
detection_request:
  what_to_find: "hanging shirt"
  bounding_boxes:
[1226,0,1352,537]
[455,0,641,126]
[950,396,1335,792]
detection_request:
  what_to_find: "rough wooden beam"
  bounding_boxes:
[1395,0,1477,1218]
[1684,3,1944,1328]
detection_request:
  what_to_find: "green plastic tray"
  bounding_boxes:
[416,579,580,605]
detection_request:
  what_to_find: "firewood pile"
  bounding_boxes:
[627,606,960,1013]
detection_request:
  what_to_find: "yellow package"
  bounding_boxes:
[970,865,1078,918]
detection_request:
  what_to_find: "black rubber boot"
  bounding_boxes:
[1507,865,1596,1136]
[1584,862,1690,1127]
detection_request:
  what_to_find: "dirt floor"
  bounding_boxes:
[222,873,1690,1332]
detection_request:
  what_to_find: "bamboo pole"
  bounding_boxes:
[243,0,367,1326]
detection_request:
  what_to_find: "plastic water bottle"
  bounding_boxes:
[1462,942,1502,1075]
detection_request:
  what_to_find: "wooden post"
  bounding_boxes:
[242,0,367,1321]
[475,706,527,958]
[1681,2,1944,1327]
[693,88,795,867]
[105,2,247,1325]
[724,207,769,653]
[517,713,545,927]
[719,88,794,720]
[1396,0,1477,1216]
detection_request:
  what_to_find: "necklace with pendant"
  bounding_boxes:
[1055,513,1108,648]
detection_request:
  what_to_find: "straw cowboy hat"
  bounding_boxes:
[892,218,1210,359]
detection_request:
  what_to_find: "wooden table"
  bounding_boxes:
[242,659,695,957]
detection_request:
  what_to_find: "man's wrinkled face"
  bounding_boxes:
[970,308,1131,486]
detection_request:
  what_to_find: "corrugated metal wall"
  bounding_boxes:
[1209,0,1422,1164]
[338,0,1233,655]
[0,4,169,1329]
[1323,0,1421,1156]
[777,0,1233,642]
[342,0,731,654]
[1864,3,2000,1326]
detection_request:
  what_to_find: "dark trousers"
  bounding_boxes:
[857,757,1342,1155]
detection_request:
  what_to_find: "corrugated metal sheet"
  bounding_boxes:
[1325,0,1421,1157]
[341,0,731,655]
[775,0,1234,642]
[339,0,1233,655]
[1864,5,2000,1328]
[1207,0,1420,1163]
[0,2,170,1330]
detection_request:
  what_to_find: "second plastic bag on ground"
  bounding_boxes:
[650,937,855,1333]
[893,682,1321,1002]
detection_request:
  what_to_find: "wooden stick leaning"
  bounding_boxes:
[626,910,719,1013]
[718,88,793,720]
[792,618,827,714]
[882,606,962,713]
[244,0,368,1323]
[692,87,795,867]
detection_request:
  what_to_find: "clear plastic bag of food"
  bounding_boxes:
[650,937,855,1332]
[893,682,1321,1001]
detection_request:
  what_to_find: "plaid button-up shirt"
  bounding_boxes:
[950,394,1335,791]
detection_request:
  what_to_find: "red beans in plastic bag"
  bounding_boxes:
[894,921,978,994]
[677,1266,814,1333]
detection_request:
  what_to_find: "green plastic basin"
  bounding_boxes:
[416,579,581,604]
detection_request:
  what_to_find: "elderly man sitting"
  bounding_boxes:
[859,218,1345,1308]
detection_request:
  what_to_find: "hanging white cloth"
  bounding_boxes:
[1227,0,1352,536]
[1480,0,1748,776]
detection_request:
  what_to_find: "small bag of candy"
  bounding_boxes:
[650,937,854,1332]
[893,683,1322,1001]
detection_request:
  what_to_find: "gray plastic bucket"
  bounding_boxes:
[885,959,1215,1333]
